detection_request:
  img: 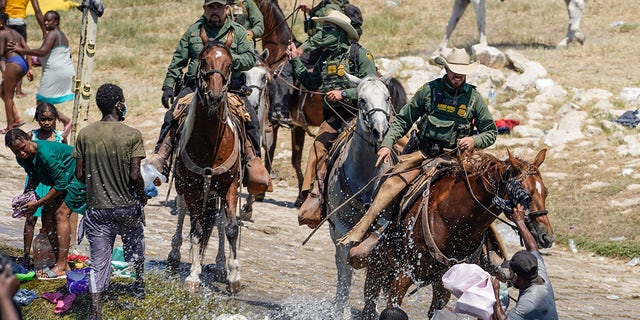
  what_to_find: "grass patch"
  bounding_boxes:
[556,234,640,260]
[1,245,241,319]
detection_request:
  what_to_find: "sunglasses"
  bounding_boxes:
[322,24,337,32]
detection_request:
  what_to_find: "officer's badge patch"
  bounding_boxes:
[458,104,467,117]
[337,65,345,76]
[365,52,374,62]
[328,65,337,74]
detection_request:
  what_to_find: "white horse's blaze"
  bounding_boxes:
[536,181,542,196]
[215,51,223,58]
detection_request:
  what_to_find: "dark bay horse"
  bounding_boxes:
[167,39,242,293]
[325,74,394,317]
[256,0,408,205]
[362,149,554,319]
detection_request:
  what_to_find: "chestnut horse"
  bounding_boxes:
[361,149,554,319]
[166,40,242,293]
[256,0,408,205]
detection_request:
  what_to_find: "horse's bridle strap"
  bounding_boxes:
[179,117,240,177]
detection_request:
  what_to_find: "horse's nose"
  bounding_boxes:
[371,128,385,144]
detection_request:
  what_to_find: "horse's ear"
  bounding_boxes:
[345,72,361,86]
[507,149,518,166]
[261,49,269,61]
[379,66,397,85]
[200,26,209,44]
[533,149,547,167]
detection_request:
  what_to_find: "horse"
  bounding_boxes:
[361,149,554,319]
[256,0,408,205]
[324,73,394,317]
[166,39,243,293]
[241,49,272,220]
[434,0,585,57]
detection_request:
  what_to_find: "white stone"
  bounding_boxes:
[472,44,507,68]
[505,49,529,72]
[535,85,568,104]
[593,99,614,112]
[512,125,545,138]
[585,125,603,136]
[627,184,640,191]
[618,87,640,105]
[582,181,609,190]
[526,102,553,113]
[398,56,427,69]
[535,79,555,91]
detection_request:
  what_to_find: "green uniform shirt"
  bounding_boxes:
[382,77,497,150]
[73,122,146,209]
[290,43,377,128]
[17,140,86,213]
[230,0,264,39]
[300,1,345,52]
[162,17,256,89]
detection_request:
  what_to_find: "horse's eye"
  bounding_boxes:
[359,98,365,105]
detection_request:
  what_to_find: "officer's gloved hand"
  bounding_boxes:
[161,87,175,109]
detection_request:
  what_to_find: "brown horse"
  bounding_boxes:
[361,149,554,319]
[166,40,242,293]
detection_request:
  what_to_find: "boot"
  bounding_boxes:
[244,139,270,195]
[148,130,174,186]
[349,229,382,269]
[297,163,327,228]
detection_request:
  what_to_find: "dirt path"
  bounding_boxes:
[1,123,639,319]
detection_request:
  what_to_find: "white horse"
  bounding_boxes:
[325,74,394,317]
[436,0,585,55]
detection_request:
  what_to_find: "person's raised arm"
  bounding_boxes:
[513,203,539,253]
[30,0,46,37]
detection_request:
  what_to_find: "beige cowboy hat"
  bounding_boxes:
[434,48,479,75]
[312,9,359,42]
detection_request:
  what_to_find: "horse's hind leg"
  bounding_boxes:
[333,242,354,318]
[167,195,187,274]
[185,214,204,292]
[225,184,241,293]
[291,126,306,206]
[437,0,471,53]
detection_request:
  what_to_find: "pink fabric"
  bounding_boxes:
[11,191,39,218]
[442,263,496,320]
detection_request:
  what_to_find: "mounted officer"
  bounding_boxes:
[340,48,498,267]
[149,0,268,190]
[286,10,377,228]
[228,0,263,48]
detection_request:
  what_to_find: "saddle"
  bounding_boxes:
[172,92,251,126]
[398,154,457,216]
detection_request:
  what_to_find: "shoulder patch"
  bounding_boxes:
[365,51,374,62]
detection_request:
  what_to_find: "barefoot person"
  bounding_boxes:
[0,12,32,134]
[5,128,86,279]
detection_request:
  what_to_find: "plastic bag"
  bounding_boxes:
[66,268,90,295]
[442,263,496,320]
[140,160,166,197]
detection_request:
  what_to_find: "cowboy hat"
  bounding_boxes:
[312,10,359,42]
[435,48,479,75]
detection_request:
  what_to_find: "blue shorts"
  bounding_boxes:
[7,55,28,74]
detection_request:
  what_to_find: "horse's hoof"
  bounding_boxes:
[240,206,253,221]
[254,193,265,202]
[185,280,200,292]
[228,280,241,294]
[214,268,228,283]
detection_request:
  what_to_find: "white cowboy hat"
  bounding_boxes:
[312,10,359,42]
[434,48,479,75]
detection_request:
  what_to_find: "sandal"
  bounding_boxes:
[54,293,76,314]
[0,128,9,135]
[37,267,66,281]
[13,119,26,128]
[41,291,64,304]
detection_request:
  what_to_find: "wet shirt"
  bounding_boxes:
[381,76,497,150]
[507,251,559,320]
[162,17,256,90]
[73,122,146,209]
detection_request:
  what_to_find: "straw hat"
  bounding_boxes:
[312,10,359,42]
[434,48,479,75]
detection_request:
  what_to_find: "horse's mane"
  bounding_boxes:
[457,151,538,192]
[258,0,297,44]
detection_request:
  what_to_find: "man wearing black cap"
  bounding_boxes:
[492,204,558,319]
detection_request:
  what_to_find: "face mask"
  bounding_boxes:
[117,102,128,120]
[322,28,346,51]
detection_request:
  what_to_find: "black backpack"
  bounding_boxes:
[311,0,363,37]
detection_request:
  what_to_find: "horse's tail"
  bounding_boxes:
[387,77,407,114]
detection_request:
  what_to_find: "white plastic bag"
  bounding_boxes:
[442,263,496,320]
[140,160,166,197]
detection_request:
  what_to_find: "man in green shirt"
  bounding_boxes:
[73,83,147,320]
[287,10,377,228]
[229,0,263,47]
[341,48,497,267]
[151,0,265,185]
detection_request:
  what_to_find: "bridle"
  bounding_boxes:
[196,44,232,116]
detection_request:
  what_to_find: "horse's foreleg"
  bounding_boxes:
[428,281,452,318]
[559,0,585,46]
[333,242,354,318]
[291,126,306,203]
[388,268,413,307]
[185,213,203,292]
[362,261,388,320]
[438,0,471,52]
[167,195,187,274]
[471,0,487,45]
[225,184,241,293]
[214,206,227,283]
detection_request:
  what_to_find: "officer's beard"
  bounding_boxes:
[206,14,224,27]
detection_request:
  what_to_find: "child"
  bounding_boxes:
[20,102,70,268]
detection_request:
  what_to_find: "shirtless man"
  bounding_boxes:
[0,12,32,134]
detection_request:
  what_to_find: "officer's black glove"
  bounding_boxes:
[161,87,175,109]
